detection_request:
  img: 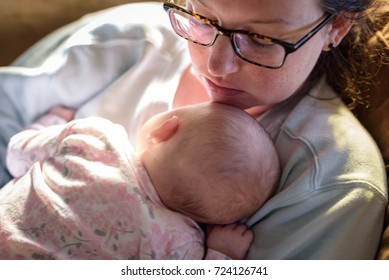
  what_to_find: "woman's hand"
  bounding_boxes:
[206,223,254,259]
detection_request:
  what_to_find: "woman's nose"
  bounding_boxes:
[207,35,239,77]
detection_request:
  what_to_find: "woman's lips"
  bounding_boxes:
[204,78,244,99]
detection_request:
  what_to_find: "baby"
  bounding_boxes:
[0,102,280,260]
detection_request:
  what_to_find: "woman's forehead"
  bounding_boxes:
[187,0,324,25]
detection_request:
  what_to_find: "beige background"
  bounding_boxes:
[0,0,155,66]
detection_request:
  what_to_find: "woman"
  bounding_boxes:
[160,0,388,259]
[0,0,387,259]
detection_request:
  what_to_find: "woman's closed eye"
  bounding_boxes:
[241,34,275,49]
[235,33,277,55]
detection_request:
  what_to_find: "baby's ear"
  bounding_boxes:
[148,116,179,144]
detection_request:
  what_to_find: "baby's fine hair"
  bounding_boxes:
[166,103,280,224]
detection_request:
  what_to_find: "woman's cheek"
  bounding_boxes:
[188,43,208,74]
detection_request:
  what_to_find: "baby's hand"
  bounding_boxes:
[48,106,76,122]
[206,223,254,259]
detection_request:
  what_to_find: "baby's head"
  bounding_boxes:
[137,102,280,224]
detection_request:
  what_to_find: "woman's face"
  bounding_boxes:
[186,0,331,110]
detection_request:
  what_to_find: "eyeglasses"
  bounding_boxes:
[163,2,335,69]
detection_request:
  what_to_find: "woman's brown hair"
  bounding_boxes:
[316,0,389,110]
